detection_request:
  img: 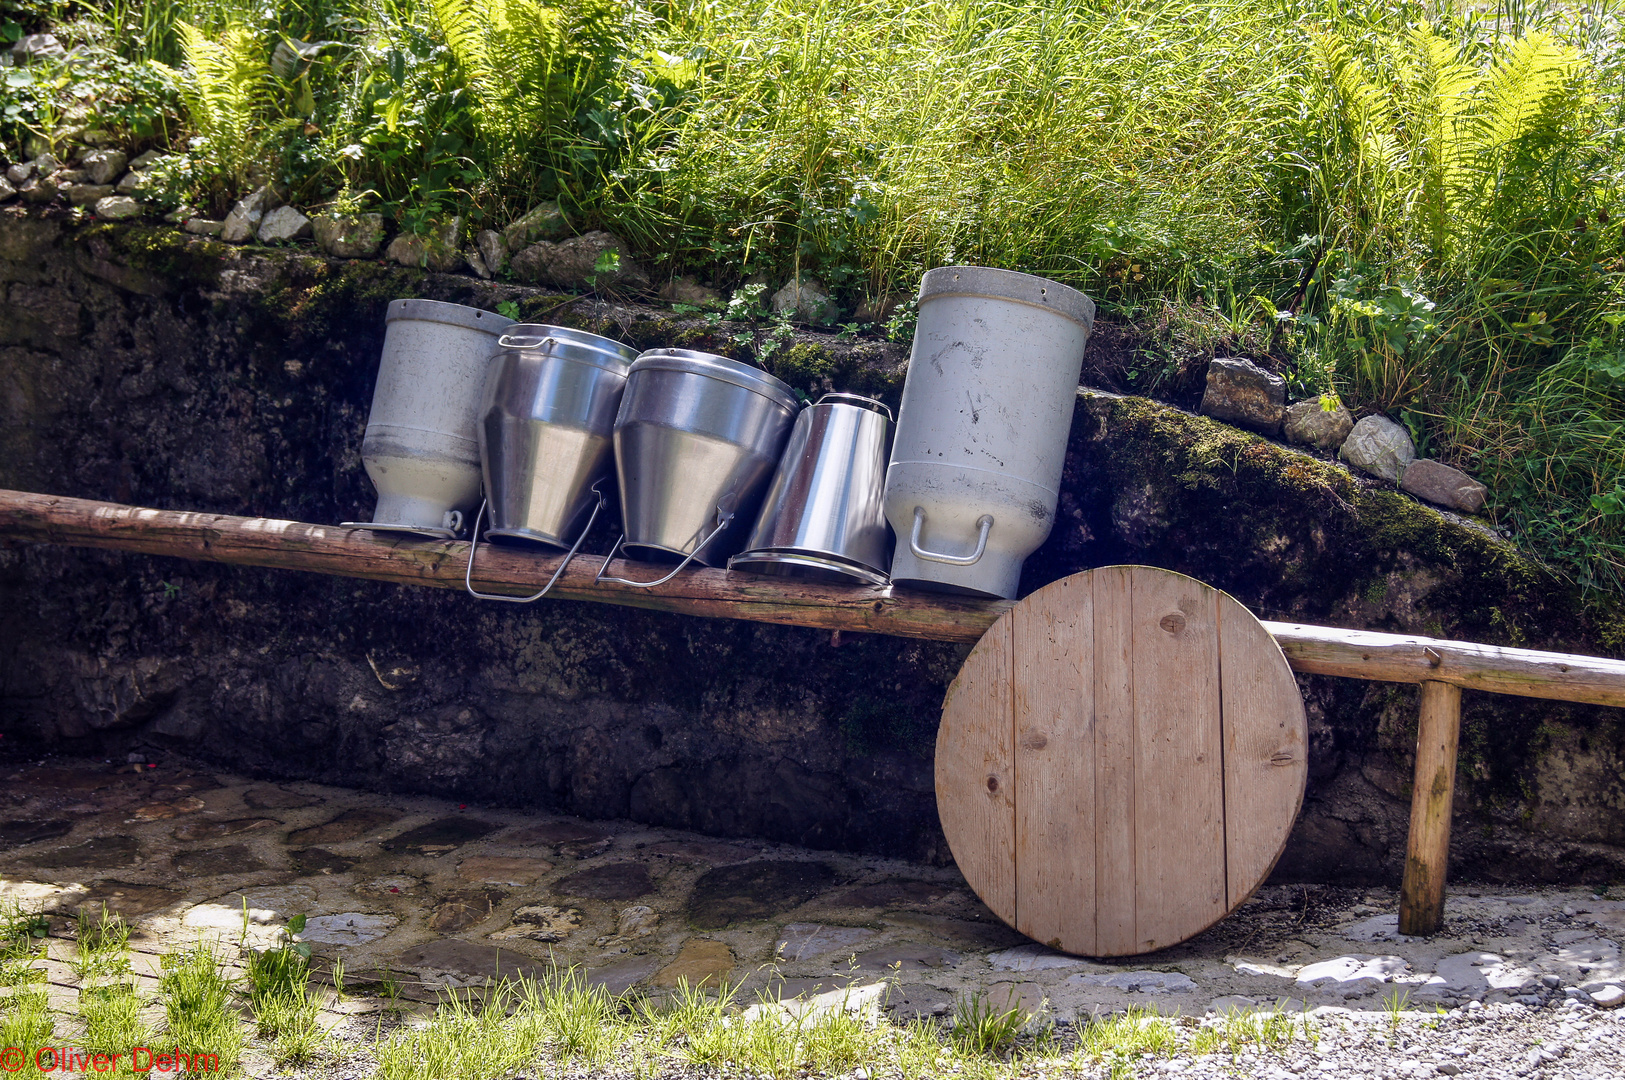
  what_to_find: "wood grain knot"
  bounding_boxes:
[986,775,999,793]
[1159,612,1186,635]
[1269,751,1297,766]
[1020,731,1049,751]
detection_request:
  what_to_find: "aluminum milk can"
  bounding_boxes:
[346,299,513,538]
[883,266,1094,598]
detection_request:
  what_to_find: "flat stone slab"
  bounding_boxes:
[74,880,183,916]
[381,816,500,856]
[289,847,355,875]
[553,862,654,900]
[0,819,74,846]
[686,860,836,928]
[644,840,756,864]
[586,955,662,996]
[457,855,552,884]
[172,843,269,876]
[174,818,279,842]
[287,808,400,845]
[830,879,952,909]
[428,887,506,932]
[1068,970,1199,993]
[856,944,961,972]
[776,922,878,961]
[21,835,142,869]
[394,939,546,982]
[987,944,1096,972]
[297,912,397,946]
[243,786,324,810]
[881,911,1026,948]
[885,983,954,1021]
[490,904,581,942]
[503,821,612,858]
[654,938,733,989]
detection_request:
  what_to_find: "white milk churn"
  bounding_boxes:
[883,266,1094,598]
[344,299,513,538]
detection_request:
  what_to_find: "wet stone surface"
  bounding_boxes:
[1,752,1623,1080]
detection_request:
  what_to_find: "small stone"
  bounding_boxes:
[504,200,569,249]
[1069,969,1200,994]
[295,912,397,946]
[616,905,660,938]
[114,171,148,197]
[17,175,59,204]
[772,275,839,325]
[128,149,166,170]
[82,129,118,148]
[1540,973,1562,988]
[1284,396,1355,449]
[1564,987,1592,1002]
[256,204,312,243]
[465,247,491,279]
[385,232,426,267]
[476,229,508,275]
[162,205,196,223]
[0,176,16,202]
[490,904,581,942]
[31,153,61,175]
[6,162,33,184]
[510,230,647,290]
[311,213,385,258]
[1199,357,1287,434]
[660,275,722,308]
[1589,984,1623,1007]
[420,215,464,272]
[1340,414,1416,481]
[654,939,734,989]
[74,185,122,210]
[12,34,67,63]
[1399,459,1488,514]
[83,150,127,186]
[54,169,87,184]
[1436,1064,1461,1076]
[221,186,279,243]
[855,292,907,324]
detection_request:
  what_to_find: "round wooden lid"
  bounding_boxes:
[935,566,1308,957]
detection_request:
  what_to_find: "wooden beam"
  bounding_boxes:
[4,490,1625,708]
[1261,620,1625,709]
[1398,681,1463,936]
[0,489,1010,643]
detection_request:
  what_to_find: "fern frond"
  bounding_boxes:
[1476,31,1577,154]
[162,21,271,192]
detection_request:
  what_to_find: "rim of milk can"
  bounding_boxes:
[919,266,1096,332]
[497,324,640,373]
[629,348,800,413]
[385,297,514,333]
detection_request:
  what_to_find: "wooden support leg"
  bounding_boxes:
[1399,680,1463,936]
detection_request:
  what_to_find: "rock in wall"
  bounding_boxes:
[2,209,1622,884]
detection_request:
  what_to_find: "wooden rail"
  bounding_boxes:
[5,488,1625,938]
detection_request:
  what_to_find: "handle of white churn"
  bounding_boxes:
[594,497,737,589]
[464,480,609,603]
[909,506,993,566]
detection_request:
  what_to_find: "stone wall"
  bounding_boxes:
[3,208,1623,884]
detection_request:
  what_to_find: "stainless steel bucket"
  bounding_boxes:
[604,348,799,578]
[477,325,638,547]
[728,393,893,586]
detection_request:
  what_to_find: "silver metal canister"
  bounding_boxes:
[600,349,799,583]
[728,393,893,586]
[478,325,638,547]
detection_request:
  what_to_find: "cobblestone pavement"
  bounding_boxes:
[1,754,1621,1078]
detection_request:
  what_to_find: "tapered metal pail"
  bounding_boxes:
[345,299,514,538]
[611,349,800,568]
[728,393,893,586]
[478,325,637,548]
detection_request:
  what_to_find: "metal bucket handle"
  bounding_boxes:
[464,480,609,602]
[909,506,994,566]
[496,334,557,353]
[816,392,893,422]
[595,494,738,589]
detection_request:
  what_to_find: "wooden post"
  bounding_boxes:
[1399,680,1463,935]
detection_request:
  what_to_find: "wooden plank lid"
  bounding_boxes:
[935,566,1308,957]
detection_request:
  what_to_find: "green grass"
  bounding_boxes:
[158,939,245,1075]
[12,0,1625,598]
